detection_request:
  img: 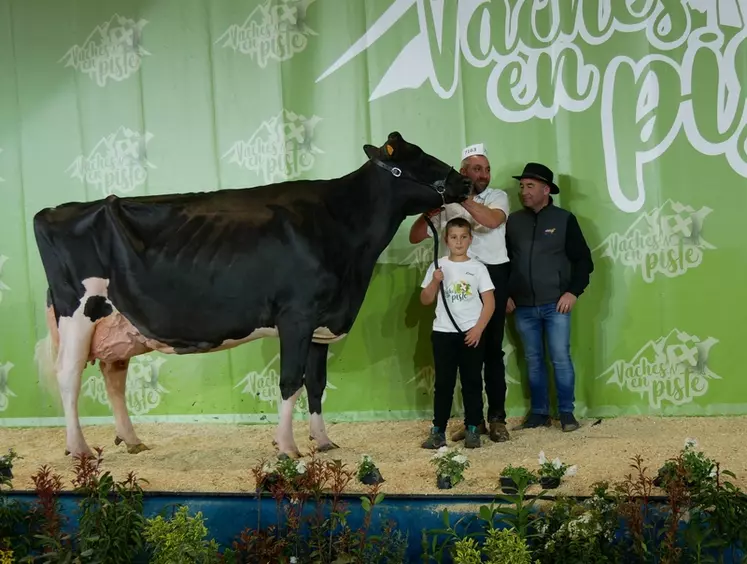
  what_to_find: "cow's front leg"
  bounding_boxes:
[305,342,338,452]
[275,318,313,460]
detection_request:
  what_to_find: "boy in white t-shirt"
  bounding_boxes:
[419,217,496,449]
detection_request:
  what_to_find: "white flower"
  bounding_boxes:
[684,437,698,449]
[709,467,717,478]
[290,557,298,563]
[552,457,562,469]
[564,465,578,477]
[453,454,468,465]
[538,450,547,465]
[296,460,307,474]
[433,446,449,459]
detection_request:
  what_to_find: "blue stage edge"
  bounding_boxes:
[4,490,746,563]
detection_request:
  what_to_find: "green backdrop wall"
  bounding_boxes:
[1,0,745,427]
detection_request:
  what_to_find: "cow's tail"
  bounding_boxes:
[34,300,61,397]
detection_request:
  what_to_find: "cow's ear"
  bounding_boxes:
[363,144,381,160]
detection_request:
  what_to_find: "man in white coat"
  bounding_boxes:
[409,143,511,443]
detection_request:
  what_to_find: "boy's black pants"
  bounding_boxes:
[431,331,486,431]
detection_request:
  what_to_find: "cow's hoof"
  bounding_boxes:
[316,441,339,452]
[115,436,150,454]
[127,443,151,454]
[64,448,93,458]
[277,450,302,461]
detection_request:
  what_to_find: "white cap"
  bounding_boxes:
[461,143,487,161]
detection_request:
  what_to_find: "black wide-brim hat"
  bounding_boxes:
[512,162,559,194]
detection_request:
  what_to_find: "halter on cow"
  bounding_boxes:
[33,131,472,460]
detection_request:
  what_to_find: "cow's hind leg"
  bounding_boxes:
[57,278,111,458]
[306,342,338,452]
[100,359,150,454]
[274,317,313,460]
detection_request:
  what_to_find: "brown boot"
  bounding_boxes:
[489,420,510,442]
[450,421,487,442]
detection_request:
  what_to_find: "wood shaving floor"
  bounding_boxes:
[1,416,745,496]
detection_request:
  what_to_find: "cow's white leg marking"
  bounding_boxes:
[309,412,337,451]
[57,277,111,458]
[101,360,150,454]
[275,386,303,459]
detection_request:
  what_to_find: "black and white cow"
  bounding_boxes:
[33,132,472,460]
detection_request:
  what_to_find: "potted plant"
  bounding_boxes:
[430,447,470,490]
[0,448,20,481]
[654,438,716,489]
[357,454,385,485]
[257,457,306,492]
[537,451,576,489]
[499,465,536,494]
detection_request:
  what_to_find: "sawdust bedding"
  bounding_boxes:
[1,415,745,496]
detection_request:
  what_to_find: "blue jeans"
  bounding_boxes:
[513,303,576,415]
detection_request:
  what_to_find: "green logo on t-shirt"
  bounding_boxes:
[446,280,472,302]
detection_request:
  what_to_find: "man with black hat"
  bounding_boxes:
[504,163,594,432]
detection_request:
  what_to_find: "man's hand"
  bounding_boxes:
[556,292,577,314]
[464,325,484,347]
[506,297,516,314]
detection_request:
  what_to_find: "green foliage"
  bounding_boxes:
[4,438,747,563]
[482,528,534,564]
[356,454,377,482]
[72,450,148,563]
[430,447,470,487]
[143,505,220,564]
[500,465,537,484]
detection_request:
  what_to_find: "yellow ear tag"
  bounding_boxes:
[385,144,393,156]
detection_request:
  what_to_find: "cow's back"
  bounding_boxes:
[34,181,353,352]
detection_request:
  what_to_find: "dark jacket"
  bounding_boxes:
[505,201,594,307]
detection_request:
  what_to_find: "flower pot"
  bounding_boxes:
[360,467,385,486]
[437,475,453,490]
[540,476,560,489]
[499,476,517,494]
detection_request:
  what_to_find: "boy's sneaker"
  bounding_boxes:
[560,412,580,432]
[464,425,481,448]
[451,421,488,442]
[421,427,447,449]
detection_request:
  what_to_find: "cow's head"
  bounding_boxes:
[363,132,472,214]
